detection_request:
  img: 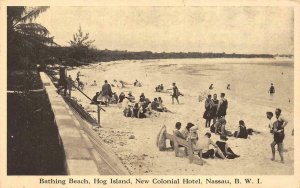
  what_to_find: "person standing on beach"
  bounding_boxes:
[203,95,214,128]
[269,83,275,96]
[66,75,73,97]
[217,93,228,119]
[271,108,288,163]
[266,111,275,133]
[171,83,180,104]
[101,80,112,106]
[211,94,219,124]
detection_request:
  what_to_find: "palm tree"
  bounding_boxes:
[7,6,56,70]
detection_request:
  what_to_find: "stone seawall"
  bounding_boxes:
[40,72,99,175]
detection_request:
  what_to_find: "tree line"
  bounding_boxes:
[8,6,276,70]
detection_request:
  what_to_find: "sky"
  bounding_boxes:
[35,6,294,54]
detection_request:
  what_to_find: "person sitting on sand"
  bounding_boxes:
[160,84,164,91]
[91,92,100,105]
[215,135,239,159]
[227,84,231,90]
[193,132,226,161]
[151,98,161,111]
[203,94,214,128]
[123,97,133,117]
[270,108,288,163]
[181,123,196,140]
[233,120,248,139]
[110,92,119,104]
[134,79,142,87]
[91,80,97,86]
[217,93,228,119]
[140,93,146,103]
[118,92,126,103]
[210,118,232,136]
[127,91,135,103]
[170,122,185,149]
[209,84,214,90]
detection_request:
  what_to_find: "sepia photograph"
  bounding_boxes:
[3,2,298,185]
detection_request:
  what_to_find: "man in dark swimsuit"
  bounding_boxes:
[171,83,180,104]
[217,93,228,119]
[271,108,288,163]
[211,94,219,124]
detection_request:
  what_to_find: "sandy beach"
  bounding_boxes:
[68,58,294,175]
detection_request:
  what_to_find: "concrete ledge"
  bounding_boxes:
[40,72,100,175]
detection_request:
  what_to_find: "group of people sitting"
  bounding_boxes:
[171,122,239,164]
[155,84,164,92]
[123,92,170,118]
[210,118,254,139]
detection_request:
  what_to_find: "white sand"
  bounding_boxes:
[68,58,294,175]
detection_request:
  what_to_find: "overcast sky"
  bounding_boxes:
[36,6,294,54]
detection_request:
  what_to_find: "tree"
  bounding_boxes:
[67,26,95,62]
[68,26,95,48]
[7,6,56,70]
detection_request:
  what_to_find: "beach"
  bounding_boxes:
[68,58,294,175]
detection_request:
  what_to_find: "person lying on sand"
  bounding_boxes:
[157,97,172,113]
[215,135,239,159]
[209,84,214,90]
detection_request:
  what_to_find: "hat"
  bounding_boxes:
[128,91,132,95]
[220,134,228,141]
